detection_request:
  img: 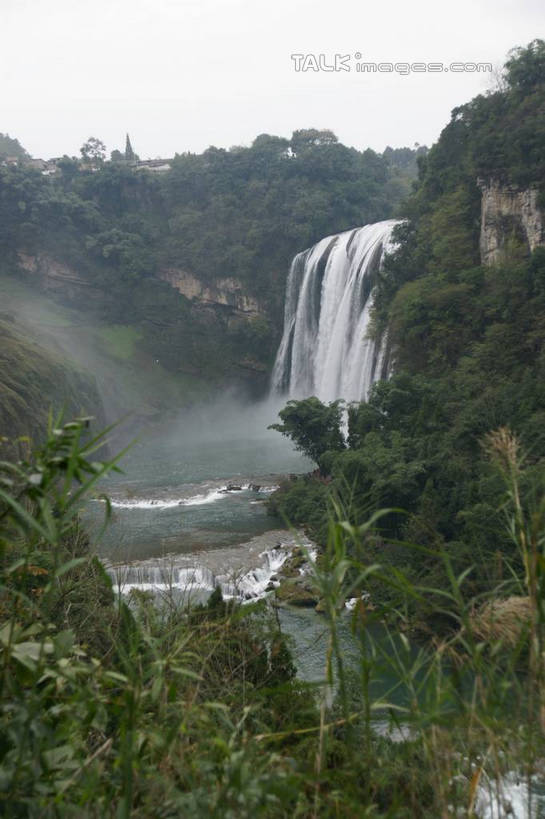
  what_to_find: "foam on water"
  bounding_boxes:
[105,530,316,603]
[96,482,279,511]
[476,771,545,818]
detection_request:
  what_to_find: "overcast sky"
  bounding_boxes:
[2,0,544,160]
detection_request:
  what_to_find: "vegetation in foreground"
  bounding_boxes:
[1,417,544,817]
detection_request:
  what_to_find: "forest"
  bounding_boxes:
[271,40,545,622]
[0,129,422,437]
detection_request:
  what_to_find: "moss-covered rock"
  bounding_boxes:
[274,578,318,608]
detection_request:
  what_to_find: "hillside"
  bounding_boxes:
[0,316,104,446]
[270,40,545,613]
[0,132,421,434]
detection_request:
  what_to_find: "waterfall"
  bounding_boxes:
[272,219,399,403]
[104,541,315,602]
[107,564,217,592]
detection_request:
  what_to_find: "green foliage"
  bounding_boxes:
[268,476,329,538]
[272,41,545,609]
[0,421,318,816]
[97,325,143,360]
[0,133,28,160]
[0,130,420,398]
[0,318,105,443]
[80,137,106,164]
[505,38,545,95]
[269,397,346,466]
[1,420,545,816]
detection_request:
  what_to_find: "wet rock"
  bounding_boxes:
[226,483,243,491]
[274,578,318,608]
[279,548,307,578]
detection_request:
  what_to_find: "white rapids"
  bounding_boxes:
[95,483,279,511]
[105,530,316,603]
[272,219,399,403]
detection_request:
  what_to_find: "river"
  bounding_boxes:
[83,400,544,817]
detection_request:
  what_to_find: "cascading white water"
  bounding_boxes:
[272,219,399,403]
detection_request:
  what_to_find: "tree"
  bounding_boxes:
[110,149,124,162]
[0,133,29,160]
[269,397,346,465]
[80,137,106,164]
[505,39,545,94]
[56,155,79,182]
[290,129,338,154]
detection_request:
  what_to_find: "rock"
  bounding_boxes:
[479,179,545,265]
[226,483,242,491]
[249,483,261,492]
[315,598,345,614]
[158,269,264,317]
[279,548,307,578]
[274,579,318,608]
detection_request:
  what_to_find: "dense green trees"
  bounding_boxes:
[0,133,28,159]
[269,397,346,465]
[160,130,408,310]
[271,41,545,603]
[0,131,419,399]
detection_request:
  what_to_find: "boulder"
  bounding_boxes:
[274,578,318,608]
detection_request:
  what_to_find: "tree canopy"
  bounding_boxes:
[271,41,545,599]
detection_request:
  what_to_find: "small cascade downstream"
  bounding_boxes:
[105,530,316,602]
[272,219,399,402]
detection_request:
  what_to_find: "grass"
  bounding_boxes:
[0,319,103,443]
[98,325,143,361]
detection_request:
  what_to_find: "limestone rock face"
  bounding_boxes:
[158,269,263,317]
[479,180,545,265]
[17,252,97,298]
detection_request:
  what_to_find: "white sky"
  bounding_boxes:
[2,0,544,159]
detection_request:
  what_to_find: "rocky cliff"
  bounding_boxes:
[18,253,266,322]
[479,180,545,265]
[18,252,100,299]
[11,250,273,424]
[158,269,264,318]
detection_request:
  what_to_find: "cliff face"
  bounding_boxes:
[18,253,266,320]
[479,180,545,265]
[18,252,100,299]
[12,251,273,416]
[158,269,264,318]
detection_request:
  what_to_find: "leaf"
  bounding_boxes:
[0,489,55,543]
[53,558,86,579]
[10,639,54,670]
[103,671,129,684]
